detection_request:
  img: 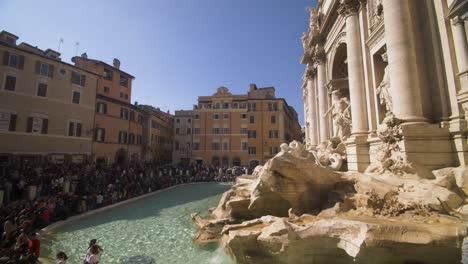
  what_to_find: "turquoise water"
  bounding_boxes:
[40,183,234,264]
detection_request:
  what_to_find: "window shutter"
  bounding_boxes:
[26,117,33,132]
[70,71,74,83]
[17,56,25,70]
[42,118,48,134]
[3,51,9,65]
[35,61,41,74]
[68,122,74,136]
[103,103,107,114]
[102,129,105,141]
[80,75,86,86]
[48,65,54,78]
[8,114,17,131]
[76,123,82,137]
[93,128,98,141]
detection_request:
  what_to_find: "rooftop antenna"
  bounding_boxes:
[57,38,64,51]
[74,41,80,56]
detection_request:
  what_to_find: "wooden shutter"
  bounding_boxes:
[8,114,17,131]
[41,118,48,134]
[26,117,33,132]
[3,51,9,65]
[70,71,74,83]
[76,123,82,137]
[35,61,41,74]
[68,122,74,136]
[103,103,107,114]
[101,129,105,141]
[48,64,54,78]
[18,56,25,70]
[80,74,86,86]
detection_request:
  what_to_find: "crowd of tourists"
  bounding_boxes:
[0,160,245,263]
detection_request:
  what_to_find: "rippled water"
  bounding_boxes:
[40,183,234,264]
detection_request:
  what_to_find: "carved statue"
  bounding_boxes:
[307,7,319,30]
[315,137,347,171]
[376,52,392,113]
[324,91,351,140]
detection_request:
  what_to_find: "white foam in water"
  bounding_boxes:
[40,183,232,264]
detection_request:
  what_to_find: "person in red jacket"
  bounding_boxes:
[28,232,41,258]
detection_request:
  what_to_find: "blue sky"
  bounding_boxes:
[1,0,316,123]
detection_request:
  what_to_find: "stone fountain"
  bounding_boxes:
[192,114,468,264]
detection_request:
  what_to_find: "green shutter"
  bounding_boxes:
[3,51,9,65]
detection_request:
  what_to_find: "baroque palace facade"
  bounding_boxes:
[0,31,174,165]
[301,0,467,171]
[173,84,302,167]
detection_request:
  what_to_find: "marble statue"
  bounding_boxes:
[376,52,393,113]
[324,91,351,140]
[316,137,347,170]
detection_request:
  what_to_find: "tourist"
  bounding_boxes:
[84,245,101,264]
[56,251,68,264]
[27,232,40,258]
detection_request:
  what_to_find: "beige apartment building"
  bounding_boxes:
[179,84,301,168]
[0,31,98,164]
[173,110,193,165]
[139,105,174,165]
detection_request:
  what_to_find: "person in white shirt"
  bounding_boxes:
[96,194,104,208]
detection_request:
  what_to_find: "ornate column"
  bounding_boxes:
[302,88,310,145]
[306,66,319,147]
[314,46,330,142]
[451,16,468,93]
[339,0,369,134]
[381,0,428,122]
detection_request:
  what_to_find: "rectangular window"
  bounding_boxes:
[223,103,229,109]
[8,54,18,68]
[223,127,229,134]
[72,91,81,104]
[268,102,278,111]
[249,115,255,124]
[192,142,200,150]
[97,102,107,114]
[119,131,128,144]
[4,75,16,91]
[40,63,49,76]
[37,83,47,97]
[3,52,24,69]
[176,119,180,123]
[176,128,180,135]
[213,114,219,120]
[130,111,135,121]
[27,117,48,134]
[0,112,17,131]
[175,141,180,150]
[248,130,256,138]
[241,113,247,119]
[187,128,191,135]
[270,146,279,155]
[271,115,276,124]
[120,75,129,87]
[120,108,129,120]
[68,122,82,137]
[212,142,220,151]
[137,135,142,144]
[248,146,257,155]
[223,113,229,119]
[193,127,200,134]
[129,133,135,144]
[194,114,200,120]
[269,130,279,139]
[248,102,256,112]
[213,127,220,134]
[104,86,110,93]
[104,68,113,80]
[188,119,191,123]
[241,142,248,151]
[71,71,86,86]
[240,127,248,134]
[223,142,229,151]
[95,128,105,142]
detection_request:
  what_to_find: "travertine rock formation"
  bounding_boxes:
[192,140,468,263]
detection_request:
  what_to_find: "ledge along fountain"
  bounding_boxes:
[192,114,468,264]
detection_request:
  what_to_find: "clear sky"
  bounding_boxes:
[1,0,317,124]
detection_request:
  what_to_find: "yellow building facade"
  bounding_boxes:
[0,31,98,164]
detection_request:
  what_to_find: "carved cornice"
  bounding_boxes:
[339,0,360,17]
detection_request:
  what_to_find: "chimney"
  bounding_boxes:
[113,58,120,69]
[81,52,88,59]
[134,101,138,106]
[249,83,257,92]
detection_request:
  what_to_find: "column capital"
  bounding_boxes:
[339,0,360,17]
[451,16,464,26]
[313,45,326,66]
[305,65,317,80]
